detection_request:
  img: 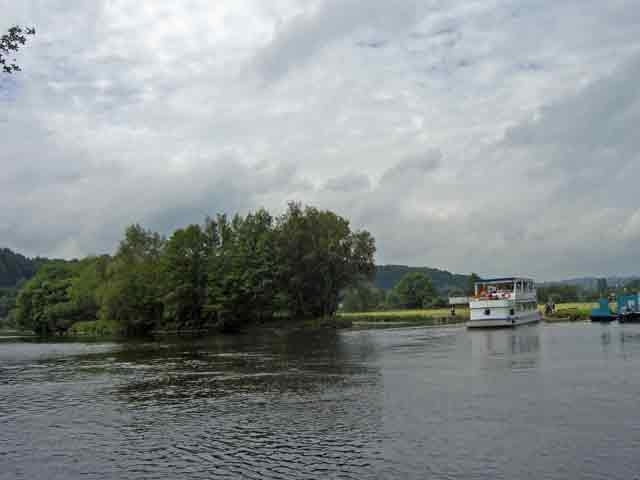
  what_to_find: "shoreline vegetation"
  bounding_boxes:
[6,203,376,338]
[0,204,608,339]
[0,303,599,340]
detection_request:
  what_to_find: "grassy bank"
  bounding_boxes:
[341,302,600,326]
[46,302,603,339]
[543,302,597,322]
[340,308,468,326]
[67,319,121,337]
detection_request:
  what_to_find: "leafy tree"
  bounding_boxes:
[69,256,110,322]
[207,210,278,330]
[0,248,42,287]
[392,272,438,309]
[275,203,376,318]
[537,285,581,303]
[0,287,19,322]
[467,273,482,296]
[9,204,378,336]
[161,224,210,330]
[375,265,471,295]
[100,225,165,335]
[14,262,79,335]
[622,279,640,292]
[1,26,36,74]
[341,282,385,312]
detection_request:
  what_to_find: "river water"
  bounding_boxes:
[1,323,640,479]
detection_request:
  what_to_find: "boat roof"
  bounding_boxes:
[476,277,535,284]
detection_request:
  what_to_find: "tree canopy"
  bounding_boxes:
[391,272,438,309]
[10,204,376,336]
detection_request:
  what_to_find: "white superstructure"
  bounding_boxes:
[467,277,541,328]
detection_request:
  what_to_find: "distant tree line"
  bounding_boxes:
[342,272,450,312]
[374,265,470,294]
[537,284,603,303]
[10,204,376,336]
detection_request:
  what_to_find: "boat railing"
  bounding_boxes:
[473,291,537,301]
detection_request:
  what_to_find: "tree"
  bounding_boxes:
[341,281,385,312]
[99,225,165,335]
[207,210,278,330]
[392,272,438,309]
[275,203,376,318]
[68,256,110,322]
[14,261,80,335]
[537,285,580,303]
[467,273,482,296]
[161,224,210,330]
[1,26,36,74]
[7,204,379,336]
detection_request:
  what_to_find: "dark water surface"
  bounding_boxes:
[2,323,640,479]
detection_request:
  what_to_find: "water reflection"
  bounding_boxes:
[469,324,541,371]
[1,329,386,480]
[5,325,640,480]
[102,330,381,405]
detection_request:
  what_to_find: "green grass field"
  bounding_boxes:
[339,307,469,325]
[544,302,598,321]
[340,302,599,325]
[68,319,121,337]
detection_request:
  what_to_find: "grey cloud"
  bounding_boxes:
[323,172,370,192]
[380,150,442,184]
[253,0,419,81]
[3,0,640,280]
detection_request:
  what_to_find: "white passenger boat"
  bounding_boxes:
[467,277,541,328]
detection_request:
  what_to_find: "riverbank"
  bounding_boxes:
[0,328,35,338]
[341,302,599,326]
[339,308,468,327]
[13,302,601,340]
[543,302,597,322]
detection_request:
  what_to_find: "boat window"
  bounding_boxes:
[510,308,515,316]
[484,309,491,316]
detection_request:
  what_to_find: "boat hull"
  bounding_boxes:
[618,313,640,323]
[590,314,617,323]
[467,312,541,328]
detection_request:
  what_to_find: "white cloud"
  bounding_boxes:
[1,0,640,279]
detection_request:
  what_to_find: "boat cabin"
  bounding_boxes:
[474,277,536,301]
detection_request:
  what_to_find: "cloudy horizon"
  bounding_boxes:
[2,1,640,281]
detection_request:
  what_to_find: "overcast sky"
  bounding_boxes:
[2,1,640,280]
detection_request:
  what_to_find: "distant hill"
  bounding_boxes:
[0,248,46,288]
[540,276,640,290]
[0,249,53,321]
[374,265,471,295]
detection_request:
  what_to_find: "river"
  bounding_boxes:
[2,323,640,479]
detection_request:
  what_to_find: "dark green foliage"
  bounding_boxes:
[207,210,279,330]
[69,256,110,321]
[275,203,376,318]
[99,225,165,335]
[341,282,386,312]
[10,204,376,336]
[0,288,18,324]
[1,26,36,74]
[14,262,79,335]
[161,224,211,330]
[467,273,482,295]
[0,248,43,288]
[537,285,581,303]
[374,265,471,295]
[391,272,438,309]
